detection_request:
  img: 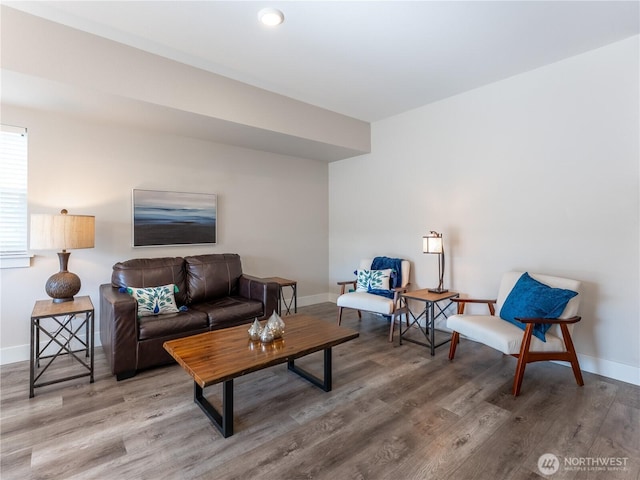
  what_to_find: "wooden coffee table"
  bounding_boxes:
[163,314,359,437]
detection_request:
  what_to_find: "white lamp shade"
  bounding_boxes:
[30,213,95,250]
[422,235,443,254]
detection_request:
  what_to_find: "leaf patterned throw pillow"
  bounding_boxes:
[355,269,392,292]
[126,284,180,317]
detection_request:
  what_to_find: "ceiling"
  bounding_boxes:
[5,1,639,123]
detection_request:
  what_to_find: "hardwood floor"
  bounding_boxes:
[2,303,638,479]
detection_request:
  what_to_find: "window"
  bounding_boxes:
[0,124,29,268]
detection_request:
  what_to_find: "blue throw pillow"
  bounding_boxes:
[500,272,578,342]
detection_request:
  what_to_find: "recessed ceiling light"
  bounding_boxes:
[258,8,284,27]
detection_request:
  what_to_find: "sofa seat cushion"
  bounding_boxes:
[191,296,263,329]
[138,310,209,341]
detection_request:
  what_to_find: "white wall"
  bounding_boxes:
[0,106,330,363]
[329,36,639,385]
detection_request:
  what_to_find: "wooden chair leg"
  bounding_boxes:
[356,309,362,320]
[560,324,584,386]
[390,307,409,342]
[448,331,460,360]
[513,324,534,396]
[337,307,343,325]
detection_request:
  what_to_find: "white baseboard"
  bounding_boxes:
[296,293,333,308]
[0,334,103,366]
[574,353,639,386]
[0,344,32,365]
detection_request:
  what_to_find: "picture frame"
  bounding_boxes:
[132,189,217,247]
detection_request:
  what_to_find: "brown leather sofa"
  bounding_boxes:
[100,253,278,380]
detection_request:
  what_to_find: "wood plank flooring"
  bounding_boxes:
[1,303,638,479]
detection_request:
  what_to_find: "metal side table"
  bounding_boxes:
[263,277,297,315]
[30,296,94,397]
[399,289,459,356]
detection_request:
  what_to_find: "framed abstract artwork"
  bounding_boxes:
[132,189,217,247]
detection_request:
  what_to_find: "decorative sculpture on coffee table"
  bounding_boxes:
[259,324,275,343]
[248,319,263,341]
[248,311,285,343]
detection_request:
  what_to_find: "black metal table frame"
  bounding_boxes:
[277,282,297,316]
[399,294,459,356]
[30,309,94,398]
[194,348,332,438]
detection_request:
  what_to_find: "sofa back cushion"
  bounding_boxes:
[111,257,188,306]
[185,254,243,304]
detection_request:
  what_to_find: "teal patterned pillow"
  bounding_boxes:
[126,284,180,317]
[355,269,392,292]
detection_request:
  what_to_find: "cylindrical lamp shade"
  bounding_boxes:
[30,213,95,251]
[422,234,443,254]
[423,231,447,293]
[30,211,95,303]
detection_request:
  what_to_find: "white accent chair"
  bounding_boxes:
[447,271,583,396]
[336,258,410,342]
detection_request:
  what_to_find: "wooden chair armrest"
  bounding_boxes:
[451,298,497,304]
[391,284,409,293]
[391,284,410,304]
[452,298,497,315]
[516,316,581,325]
[337,279,356,295]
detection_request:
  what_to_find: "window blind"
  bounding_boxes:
[0,125,28,257]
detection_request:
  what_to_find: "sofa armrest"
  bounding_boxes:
[99,284,138,378]
[238,275,279,319]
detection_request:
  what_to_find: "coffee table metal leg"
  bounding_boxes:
[287,347,332,392]
[194,379,234,437]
